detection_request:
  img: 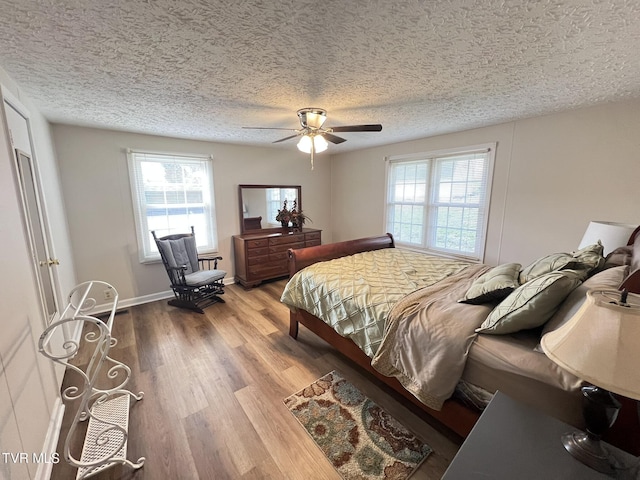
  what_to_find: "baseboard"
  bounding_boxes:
[88,278,236,316]
[89,289,174,315]
[34,397,65,480]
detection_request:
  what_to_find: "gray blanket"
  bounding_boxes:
[372,264,493,410]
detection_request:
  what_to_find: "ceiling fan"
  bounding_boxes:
[243,108,382,169]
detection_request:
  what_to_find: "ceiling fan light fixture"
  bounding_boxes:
[297,134,328,154]
[297,108,327,129]
[246,107,382,169]
[297,134,312,153]
[313,134,328,152]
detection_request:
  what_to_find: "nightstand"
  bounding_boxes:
[442,391,639,479]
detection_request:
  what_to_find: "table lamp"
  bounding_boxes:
[541,288,640,474]
[579,221,636,256]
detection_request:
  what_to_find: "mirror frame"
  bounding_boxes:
[238,184,302,234]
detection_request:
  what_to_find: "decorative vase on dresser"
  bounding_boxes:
[233,228,321,288]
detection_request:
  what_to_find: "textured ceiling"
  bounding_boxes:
[0,0,639,152]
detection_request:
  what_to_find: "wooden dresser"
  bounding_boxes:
[233,228,322,288]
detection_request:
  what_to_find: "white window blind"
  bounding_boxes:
[128,150,218,262]
[385,144,495,261]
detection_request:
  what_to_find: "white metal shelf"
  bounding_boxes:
[39,281,145,479]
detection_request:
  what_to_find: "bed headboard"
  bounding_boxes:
[620,226,640,293]
[288,233,395,276]
[286,227,640,291]
[627,225,640,246]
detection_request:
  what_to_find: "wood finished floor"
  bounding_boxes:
[51,280,461,480]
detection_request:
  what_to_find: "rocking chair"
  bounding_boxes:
[152,227,226,313]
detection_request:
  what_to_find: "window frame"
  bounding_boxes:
[265,187,299,227]
[127,149,218,263]
[384,143,496,262]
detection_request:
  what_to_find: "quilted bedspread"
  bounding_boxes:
[371,264,493,410]
[280,248,471,357]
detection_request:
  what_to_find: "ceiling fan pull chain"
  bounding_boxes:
[311,143,315,170]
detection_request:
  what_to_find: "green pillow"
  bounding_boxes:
[519,243,605,284]
[460,263,521,304]
[572,242,605,273]
[519,253,576,284]
[572,242,603,258]
[476,270,582,335]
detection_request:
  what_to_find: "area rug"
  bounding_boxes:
[284,371,432,480]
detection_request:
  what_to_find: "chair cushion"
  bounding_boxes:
[185,269,226,287]
[157,236,199,274]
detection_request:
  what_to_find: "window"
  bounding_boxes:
[385,144,495,261]
[128,150,218,262]
[266,188,298,227]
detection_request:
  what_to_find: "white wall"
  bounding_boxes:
[0,67,71,480]
[499,101,639,263]
[53,98,640,306]
[331,100,640,266]
[51,125,333,303]
[1,70,637,480]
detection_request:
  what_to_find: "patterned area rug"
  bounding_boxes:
[284,371,432,480]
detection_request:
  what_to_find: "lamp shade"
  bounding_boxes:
[579,221,635,256]
[297,134,328,154]
[541,289,640,400]
[313,134,328,152]
[297,135,312,153]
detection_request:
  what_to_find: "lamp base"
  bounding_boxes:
[562,431,615,475]
[560,385,622,474]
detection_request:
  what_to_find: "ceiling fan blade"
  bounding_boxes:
[273,134,300,143]
[330,124,383,132]
[243,126,298,131]
[323,133,347,144]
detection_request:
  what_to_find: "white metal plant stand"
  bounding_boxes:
[39,281,145,479]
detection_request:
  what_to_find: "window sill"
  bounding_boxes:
[395,244,482,263]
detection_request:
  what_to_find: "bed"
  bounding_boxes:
[281,228,640,453]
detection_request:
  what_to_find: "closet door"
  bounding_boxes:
[3,98,61,324]
[14,149,59,321]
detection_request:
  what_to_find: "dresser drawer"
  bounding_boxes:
[247,238,269,249]
[247,246,269,257]
[269,241,304,254]
[306,239,321,247]
[269,234,305,246]
[247,255,269,266]
[248,263,288,277]
[305,231,321,241]
[269,251,289,261]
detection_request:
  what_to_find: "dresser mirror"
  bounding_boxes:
[238,184,301,233]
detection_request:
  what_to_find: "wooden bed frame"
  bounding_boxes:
[286,230,640,450]
[287,233,479,438]
[621,224,640,292]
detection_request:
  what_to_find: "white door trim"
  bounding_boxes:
[1,86,62,326]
